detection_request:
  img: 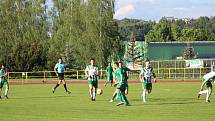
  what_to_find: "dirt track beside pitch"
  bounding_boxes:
[9,79,201,85]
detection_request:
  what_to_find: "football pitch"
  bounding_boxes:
[0,82,214,121]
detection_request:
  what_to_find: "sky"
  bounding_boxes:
[114,0,215,21]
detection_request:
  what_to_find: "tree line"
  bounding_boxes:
[118,17,215,42]
[1,0,215,71]
[0,0,122,71]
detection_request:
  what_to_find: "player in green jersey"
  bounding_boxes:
[113,62,130,106]
[0,64,9,99]
[85,58,99,101]
[139,60,156,103]
[119,62,130,95]
[104,62,114,87]
[109,62,129,102]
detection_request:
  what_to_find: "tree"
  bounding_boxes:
[118,18,155,41]
[145,18,173,42]
[179,27,207,41]
[126,32,144,66]
[183,47,195,60]
[48,0,122,68]
[0,0,49,71]
[171,22,181,41]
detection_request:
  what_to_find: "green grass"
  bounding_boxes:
[0,82,215,121]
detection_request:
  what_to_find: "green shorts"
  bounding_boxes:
[88,79,98,88]
[142,82,152,90]
[0,79,8,88]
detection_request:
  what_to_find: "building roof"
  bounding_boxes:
[148,41,215,46]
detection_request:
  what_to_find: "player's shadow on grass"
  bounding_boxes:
[149,101,200,105]
[151,97,194,102]
[131,97,201,106]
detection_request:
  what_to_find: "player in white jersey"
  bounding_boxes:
[197,71,215,102]
[85,58,99,101]
[139,61,156,103]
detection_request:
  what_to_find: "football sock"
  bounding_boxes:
[143,91,146,102]
[206,92,209,101]
[93,91,96,99]
[122,94,129,105]
[54,84,60,90]
[5,85,8,96]
[89,90,93,98]
[111,93,117,100]
[206,90,211,101]
[117,91,123,102]
[63,84,68,92]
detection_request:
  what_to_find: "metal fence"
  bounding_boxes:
[6,59,215,82]
[7,67,212,83]
[7,70,107,83]
[150,59,215,68]
[124,67,211,80]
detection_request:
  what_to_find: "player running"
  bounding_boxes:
[119,62,130,95]
[104,62,114,87]
[0,64,9,99]
[110,62,130,102]
[52,58,71,94]
[109,71,118,102]
[113,62,130,106]
[139,60,156,103]
[197,71,215,102]
[85,58,99,101]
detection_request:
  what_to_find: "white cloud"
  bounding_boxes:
[114,0,215,20]
[142,0,156,4]
[114,4,135,19]
[173,7,187,11]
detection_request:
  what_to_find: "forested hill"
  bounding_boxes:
[117,17,215,42]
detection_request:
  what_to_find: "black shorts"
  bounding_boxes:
[58,73,64,80]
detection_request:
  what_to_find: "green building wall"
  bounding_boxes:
[147,42,215,60]
[124,41,215,61]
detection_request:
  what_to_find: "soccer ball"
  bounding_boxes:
[97,88,103,95]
